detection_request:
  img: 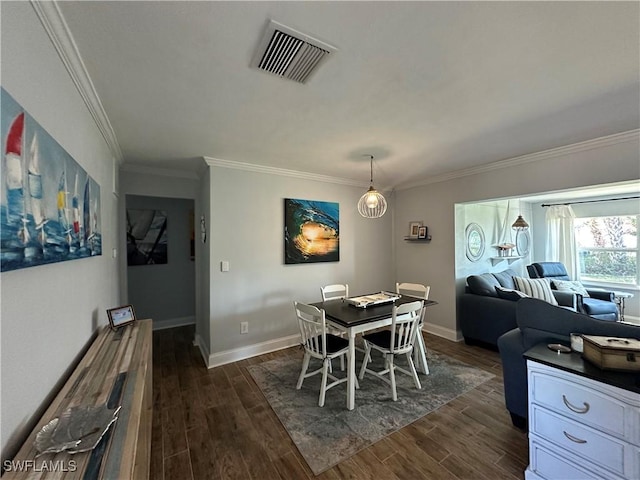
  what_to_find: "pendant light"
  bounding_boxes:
[357,155,387,218]
[512,215,529,231]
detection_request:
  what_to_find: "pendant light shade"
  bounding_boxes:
[512,215,529,231]
[358,155,387,218]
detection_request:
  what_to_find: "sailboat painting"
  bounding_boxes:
[1,88,102,272]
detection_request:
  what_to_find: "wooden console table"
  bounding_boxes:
[3,319,152,479]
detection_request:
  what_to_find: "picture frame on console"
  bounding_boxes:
[418,226,428,239]
[107,305,136,330]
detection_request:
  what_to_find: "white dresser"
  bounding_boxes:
[525,348,640,480]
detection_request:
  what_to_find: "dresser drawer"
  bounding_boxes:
[528,434,625,480]
[529,363,640,443]
[530,406,638,478]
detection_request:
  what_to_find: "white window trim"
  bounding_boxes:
[575,214,639,289]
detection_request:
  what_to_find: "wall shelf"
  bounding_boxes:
[490,256,523,266]
[404,236,432,243]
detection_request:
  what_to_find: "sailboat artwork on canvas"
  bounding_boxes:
[1,88,101,272]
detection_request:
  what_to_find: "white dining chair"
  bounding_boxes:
[294,301,350,407]
[320,284,349,301]
[320,283,351,370]
[396,282,430,375]
[358,300,424,401]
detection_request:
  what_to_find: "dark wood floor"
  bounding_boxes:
[150,326,528,479]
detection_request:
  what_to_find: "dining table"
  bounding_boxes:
[311,293,438,410]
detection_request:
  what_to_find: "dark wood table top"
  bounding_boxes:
[311,295,438,329]
[524,343,640,394]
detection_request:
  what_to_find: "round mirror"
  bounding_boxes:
[516,229,530,256]
[465,223,485,262]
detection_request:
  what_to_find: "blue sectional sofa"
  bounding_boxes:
[497,298,640,429]
[459,269,575,348]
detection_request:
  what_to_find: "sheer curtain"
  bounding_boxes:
[545,205,577,278]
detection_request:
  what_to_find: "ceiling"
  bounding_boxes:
[57,1,640,190]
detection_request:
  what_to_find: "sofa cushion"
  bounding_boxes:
[514,277,558,306]
[551,279,590,297]
[496,286,528,301]
[467,273,501,297]
[583,297,618,316]
[493,269,517,289]
[530,262,571,280]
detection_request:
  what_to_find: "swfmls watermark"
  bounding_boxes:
[3,459,78,473]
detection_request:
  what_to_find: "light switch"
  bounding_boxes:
[221,261,230,272]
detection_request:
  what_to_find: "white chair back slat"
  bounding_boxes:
[295,302,327,358]
[396,282,430,300]
[320,284,349,301]
[390,300,423,355]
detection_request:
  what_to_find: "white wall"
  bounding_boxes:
[1,3,119,457]
[395,134,640,340]
[204,164,393,365]
[454,200,532,278]
[195,169,211,361]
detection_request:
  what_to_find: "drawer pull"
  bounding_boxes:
[562,395,590,414]
[563,431,587,444]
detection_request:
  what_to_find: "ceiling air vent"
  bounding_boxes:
[251,20,337,84]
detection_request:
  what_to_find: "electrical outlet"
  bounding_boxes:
[240,321,248,334]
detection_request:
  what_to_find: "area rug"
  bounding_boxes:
[247,349,494,475]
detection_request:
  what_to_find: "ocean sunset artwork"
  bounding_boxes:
[284,199,339,264]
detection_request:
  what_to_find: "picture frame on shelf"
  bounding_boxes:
[409,221,422,238]
[418,226,428,239]
[107,305,136,330]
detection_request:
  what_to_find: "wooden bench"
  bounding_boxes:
[3,319,152,479]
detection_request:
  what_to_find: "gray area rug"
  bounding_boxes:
[247,349,494,475]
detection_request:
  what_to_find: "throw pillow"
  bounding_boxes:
[513,277,559,306]
[493,269,517,290]
[467,273,501,297]
[495,286,529,302]
[551,279,590,297]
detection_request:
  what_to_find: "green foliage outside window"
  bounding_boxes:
[576,215,638,285]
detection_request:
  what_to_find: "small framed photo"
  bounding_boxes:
[418,226,428,239]
[107,305,136,330]
[409,221,422,238]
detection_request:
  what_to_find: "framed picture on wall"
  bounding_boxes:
[418,226,428,239]
[409,221,422,238]
[106,305,136,330]
[284,198,339,264]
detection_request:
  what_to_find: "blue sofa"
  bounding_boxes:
[497,297,640,429]
[459,269,575,348]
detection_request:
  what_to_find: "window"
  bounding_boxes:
[575,215,638,286]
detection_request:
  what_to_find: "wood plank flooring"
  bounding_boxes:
[151,326,528,479]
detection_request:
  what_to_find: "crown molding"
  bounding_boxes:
[398,129,640,191]
[204,157,369,188]
[31,0,123,164]
[121,163,201,180]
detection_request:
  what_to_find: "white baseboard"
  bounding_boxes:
[194,332,211,367]
[423,323,462,342]
[152,316,195,331]
[197,326,465,369]
[206,334,300,369]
